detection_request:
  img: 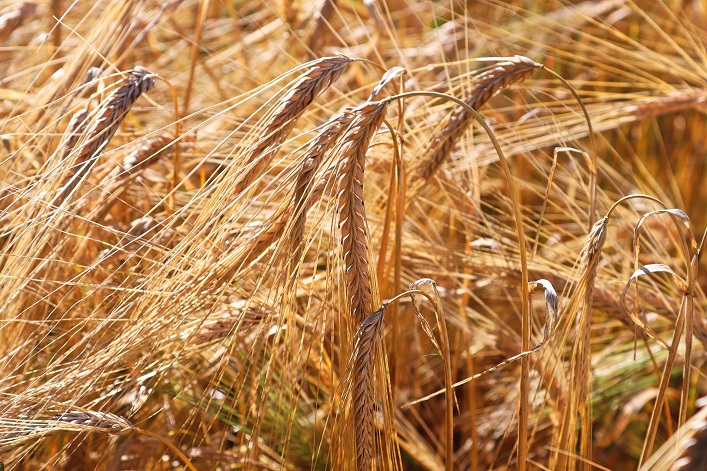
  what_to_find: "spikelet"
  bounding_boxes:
[0,2,36,43]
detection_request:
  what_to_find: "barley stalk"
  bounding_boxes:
[415,56,541,181]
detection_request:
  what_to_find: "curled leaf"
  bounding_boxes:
[633,209,697,263]
[369,66,406,101]
[620,263,688,350]
[529,278,558,347]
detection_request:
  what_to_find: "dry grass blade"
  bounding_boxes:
[640,396,707,471]
[58,67,157,203]
[529,279,559,348]
[406,278,560,405]
[235,55,351,194]
[352,307,385,471]
[415,56,541,181]
[337,100,387,324]
[0,2,36,43]
[291,109,356,261]
[632,209,699,467]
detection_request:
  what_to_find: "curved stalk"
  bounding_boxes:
[542,66,596,227]
[384,90,530,471]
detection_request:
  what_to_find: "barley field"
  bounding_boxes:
[0,1,705,470]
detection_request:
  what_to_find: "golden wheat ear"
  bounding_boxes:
[57,67,157,204]
[352,307,386,471]
[235,55,352,195]
[0,410,134,453]
[415,56,541,181]
[336,100,387,325]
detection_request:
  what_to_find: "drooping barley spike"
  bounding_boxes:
[106,134,173,183]
[57,67,157,203]
[416,56,540,181]
[0,2,36,43]
[352,307,385,471]
[337,100,387,324]
[235,55,351,194]
[0,410,134,453]
[306,0,338,53]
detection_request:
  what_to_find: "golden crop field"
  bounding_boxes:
[0,1,705,470]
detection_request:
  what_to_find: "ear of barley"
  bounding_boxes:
[556,216,608,470]
[0,410,133,453]
[416,56,541,181]
[305,0,338,53]
[106,134,173,185]
[235,55,351,194]
[352,307,385,471]
[0,2,36,43]
[58,67,157,203]
[337,100,387,324]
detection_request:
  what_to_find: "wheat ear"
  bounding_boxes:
[234,55,351,194]
[415,56,540,181]
[91,134,174,215]
[337,101,387,324]
[57,67,157,203]
[352,307,386,471]
[291,108,355,261]
[0,2,36,43]
[556,216,608,471]
[0,410,134,452]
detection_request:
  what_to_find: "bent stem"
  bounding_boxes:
[136,428,198,471]
[384,90,530,471]
[541,66,596,227]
